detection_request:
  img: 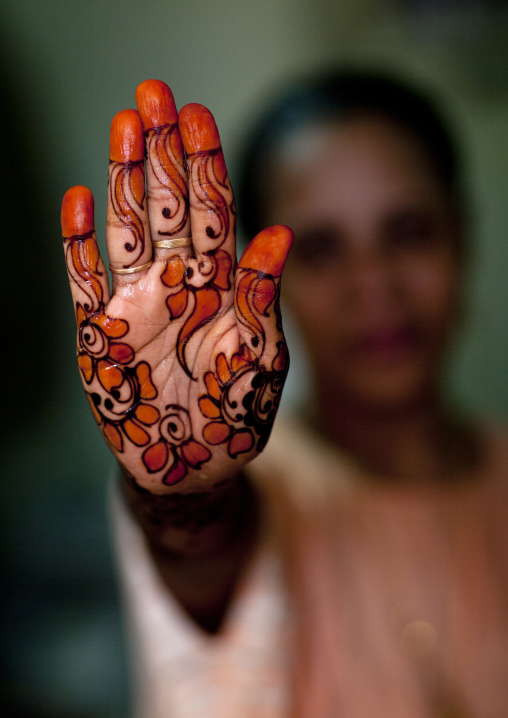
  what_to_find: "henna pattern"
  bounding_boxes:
[142,405,211,486]
[187,148,233,246]
[64,231,105,312]
[198,268,289,457]
[156,144,236,379]
[63,90,293,495]
[145,122,189,235]
[64,231,160,454]
[161,250,232,378]
[109,159,146,266]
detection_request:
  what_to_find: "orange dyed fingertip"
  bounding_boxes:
[179,103,221,153]
[239,225,294,276]
[110,109,144,162]
[61,185,95,237]
[135,79,178,130]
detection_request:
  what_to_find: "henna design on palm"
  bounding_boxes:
[199,268,289,459]
[64,227,160,454]
[62,80,293,494]
[142,406,212,486]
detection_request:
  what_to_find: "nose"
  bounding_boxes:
[342,245,395,311]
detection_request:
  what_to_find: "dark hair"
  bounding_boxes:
[236,69,463,240]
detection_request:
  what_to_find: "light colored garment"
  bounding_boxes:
[250,415,508,717]
[113,415,508,717]
[111,487,290,718]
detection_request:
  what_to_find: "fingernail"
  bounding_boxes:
[135,79,178,130]
[179,103,221,153]
[61,185,95,237]
[110,109,144,163]
[239,225,294,276]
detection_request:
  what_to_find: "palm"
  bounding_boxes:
[62,80,292,494]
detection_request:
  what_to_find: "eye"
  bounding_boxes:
[384,211,437,251]
[291,226,343,268]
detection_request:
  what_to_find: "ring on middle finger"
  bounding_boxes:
[153,237,193,250]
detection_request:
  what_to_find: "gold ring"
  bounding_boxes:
[153,236,193,250]
[109,260,153,275]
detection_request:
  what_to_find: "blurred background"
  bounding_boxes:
[2,0,508,715]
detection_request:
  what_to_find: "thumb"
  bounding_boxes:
[235,225,293,366]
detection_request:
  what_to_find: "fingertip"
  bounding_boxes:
[110,109,144,162]
[179,103,221,153]
[61,185,95,237]
[135,79,178,130]
[239,225,294,276]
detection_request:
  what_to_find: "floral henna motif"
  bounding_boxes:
[77,302,159,452]
[109,158,146,266]
[198,343,288,459]
[145,122,189,236]
[142,406,211,486]
[155,144,236,378]
[198,267,289,458]
[64,229,160,454]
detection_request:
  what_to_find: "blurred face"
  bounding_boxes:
[263,116,463,412]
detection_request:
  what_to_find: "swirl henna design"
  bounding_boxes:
[187,147,234,247]
[145,122,189,236]
[108,109,148,269]
[142,406,212,486]
[64,229,104,314]
[156,121,236,378]
[76,303,159,453]
[108,158,147,266]
[198,261,289,459]
[160,250,232,378]
[62,187,160,455]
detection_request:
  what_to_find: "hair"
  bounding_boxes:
[236,68,464,241]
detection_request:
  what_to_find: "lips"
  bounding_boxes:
[346,323,422,364]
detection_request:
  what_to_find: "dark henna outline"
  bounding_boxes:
[145,123,190,236]
[64,232,104,314]
[142,405,211,486]
[197,261,289,458]
[234,267,281,357]
[109,158,146,267]
[186,148,232,249]
[161,250,233,379]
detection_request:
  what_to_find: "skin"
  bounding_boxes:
[61,79,293,630]
[263,117,474,481]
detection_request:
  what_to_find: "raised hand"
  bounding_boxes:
[61,80,293,495]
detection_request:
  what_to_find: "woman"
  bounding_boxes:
[238,70,508,717]
[61,72,508,717]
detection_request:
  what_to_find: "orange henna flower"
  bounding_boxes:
[199,350,256,459]
[88,359,159,453]
[142,406,211,485]
[76,303,159,452]
[199,341,289,458]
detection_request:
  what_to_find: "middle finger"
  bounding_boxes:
[135,80,191,251]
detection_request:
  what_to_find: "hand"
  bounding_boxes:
[61,80,293,495]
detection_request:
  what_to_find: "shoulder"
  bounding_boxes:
[248,412,361,512]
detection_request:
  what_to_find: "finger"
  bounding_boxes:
[235,225,294,367]
[106,109,152,279]
[135,80,191,254]
[179,103,235,261]
[61,185,110,317]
